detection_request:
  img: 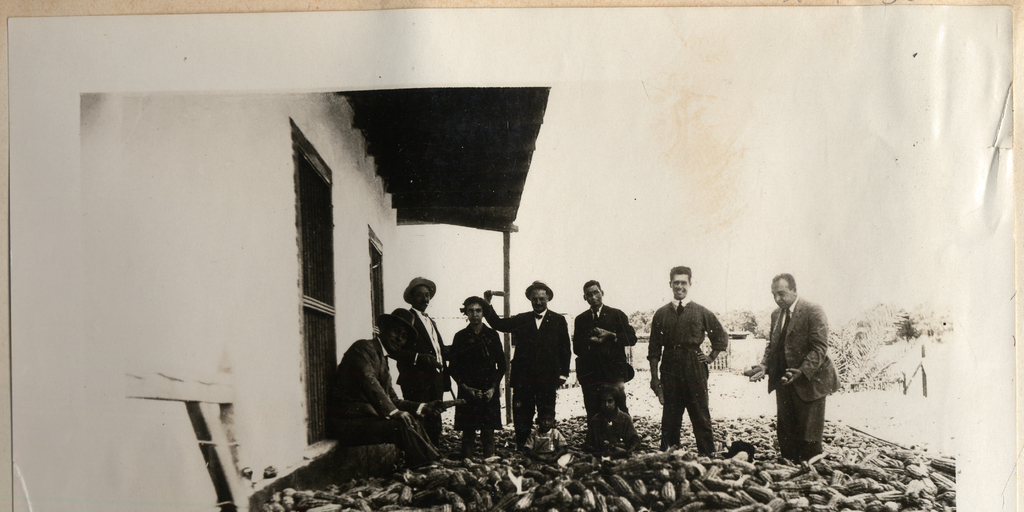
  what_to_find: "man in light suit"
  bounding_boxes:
[484,281,572,450]
[748,273,840,462]
[389,277,451,445]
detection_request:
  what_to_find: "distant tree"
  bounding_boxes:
[719,309,757,334]
[908,304,952,342]
[629,309,656,335]
[895,310,922,343]
[752,309,773,339]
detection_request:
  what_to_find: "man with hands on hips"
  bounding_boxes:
[484,281,572,451]
[647,266,728,456]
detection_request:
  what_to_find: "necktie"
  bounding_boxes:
[779,308,790,343]
[534,313,544,320]
[676,301,684,315]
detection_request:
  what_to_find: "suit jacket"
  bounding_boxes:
[573,306,637,382]
[760,298,840,402]
[390,309,452,393]
[327,338,419,418]
[484,305,571,387]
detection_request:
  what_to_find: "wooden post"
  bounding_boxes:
[503,230,513,424]
[921,366,928,397]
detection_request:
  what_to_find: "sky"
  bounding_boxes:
[393,7,1013,326]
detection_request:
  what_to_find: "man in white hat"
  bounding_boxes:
[326,308,450,468]
[388,277,451,445]
[484,281,571,450]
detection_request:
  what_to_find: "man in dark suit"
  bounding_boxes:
[573,280,637,418]
[325,308,448,468]
[389,277,451,445]
[484,281,571,449]
[748,273,840,462]
[648,266,728,455]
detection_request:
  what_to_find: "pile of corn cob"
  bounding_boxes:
[261,417,955,512]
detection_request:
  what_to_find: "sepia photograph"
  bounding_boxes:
[7,7,1015,512]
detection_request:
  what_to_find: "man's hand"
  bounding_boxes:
[483,388,495,401]
[392,410,416,431]
[592,327,615,343]
[780,368,802,385]
[484,290,493,303]
[743,364,767,382]
[461,383,481,400]
[650,377,664,405]
[421,400,448,417]
[421,353,443,370]
[697,352,711,364]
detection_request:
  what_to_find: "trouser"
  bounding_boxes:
[460,429,496,458]
[660,354,714,455]
[400,383,444,446]
[775,384,827,462]
[512,384,558,448]
[328,415,440,468]
[580,379,628,419]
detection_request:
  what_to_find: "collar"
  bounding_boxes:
[674,298,692,308]
[534,310,548,319]
[591,305,603,317]
[786,296,799,314]
[412,308,429,319]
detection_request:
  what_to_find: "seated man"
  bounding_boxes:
[326,308,449,468]
[583,385,641,459]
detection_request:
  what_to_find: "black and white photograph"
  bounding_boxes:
[7,7,1015,512]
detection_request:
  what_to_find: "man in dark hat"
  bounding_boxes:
[388,277,451,445]
[483,281,571,450]
[326,308,450,468]
[573,280,637,419]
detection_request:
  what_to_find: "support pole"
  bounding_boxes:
[503,231,513,424]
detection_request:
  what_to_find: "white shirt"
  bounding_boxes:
[412,308,443,363]
[534,309,547,329]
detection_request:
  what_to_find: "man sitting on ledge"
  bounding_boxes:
[326,308,449,469]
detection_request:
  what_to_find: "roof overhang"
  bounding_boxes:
[343,87,550,233]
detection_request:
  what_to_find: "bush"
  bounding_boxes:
[831,304,904,392]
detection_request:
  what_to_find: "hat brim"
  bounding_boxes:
[403,278,437,304]
[376,314,418,342]
[525,284,554,300]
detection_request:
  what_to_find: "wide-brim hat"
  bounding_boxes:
[376,308,418,342]
[525,280,554,300]
[403,277,437,304]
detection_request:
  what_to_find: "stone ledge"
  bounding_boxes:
[248,442,398,509]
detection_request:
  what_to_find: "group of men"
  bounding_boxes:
[325,267,839,468]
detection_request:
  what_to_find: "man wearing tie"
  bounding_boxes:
[484,281,572,450]
[573,280,637,418]
[748,273,839,462]
[391,277,451,445]
[648,266,728,455]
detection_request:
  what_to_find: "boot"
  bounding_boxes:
[461,430,477,459]
[481,429,495,458]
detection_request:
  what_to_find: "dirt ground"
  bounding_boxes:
[444,362,953,458]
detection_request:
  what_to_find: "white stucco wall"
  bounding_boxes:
[12,92,396,511]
